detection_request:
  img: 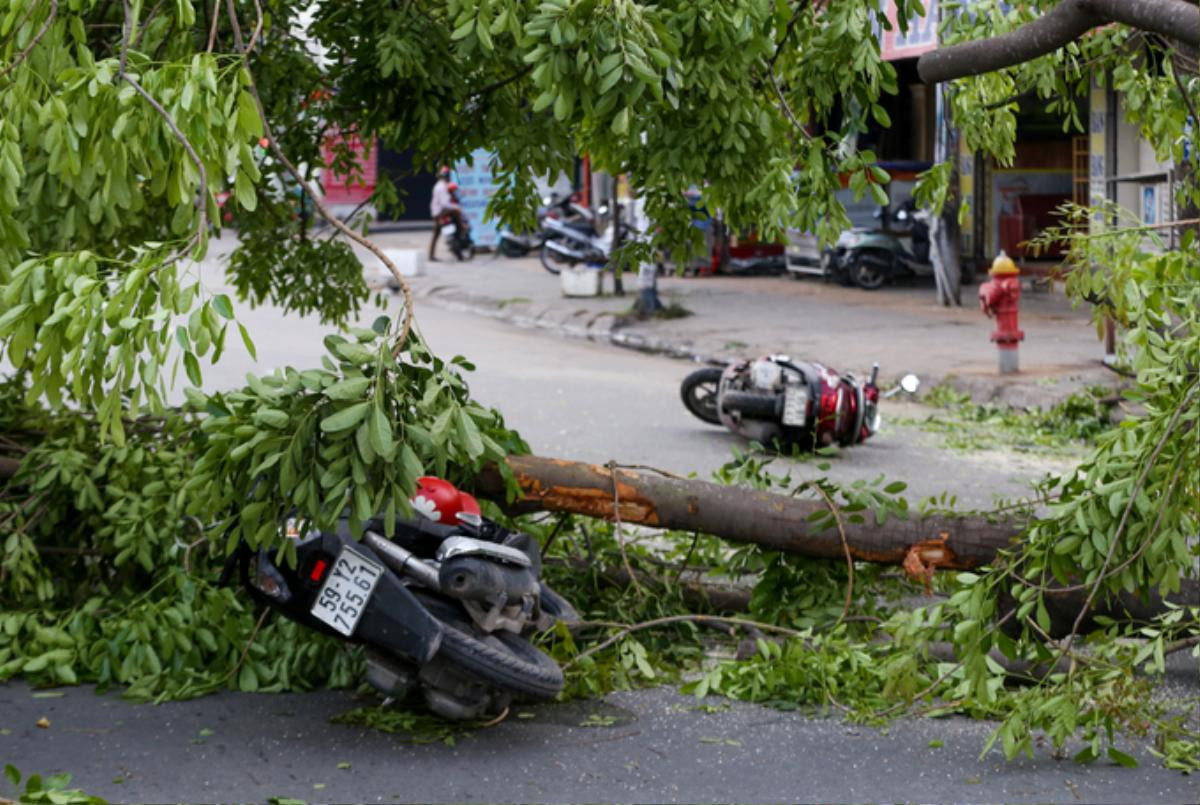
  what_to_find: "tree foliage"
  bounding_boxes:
[0,0,1198,773]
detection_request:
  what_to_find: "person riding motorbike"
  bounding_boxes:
[429,166,465,261]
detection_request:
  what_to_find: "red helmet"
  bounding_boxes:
[447,182,459,193]
[410,476,481,524]
[440,165,452,177]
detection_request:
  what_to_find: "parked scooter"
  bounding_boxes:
[221,477,577,721]
[680,356,919,448]
[437,184,476,261]
[499,193,593,259]
[829,199,932,290]
[540,204,627,274]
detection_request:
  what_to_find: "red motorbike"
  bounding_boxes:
[680,356,919,449]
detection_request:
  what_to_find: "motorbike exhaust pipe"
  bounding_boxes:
[363,530,441,590]
[720,391,783,420]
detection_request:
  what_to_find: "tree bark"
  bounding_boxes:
[476,455,1022,570]
[918,0,1200,84]
[478,455,1200,636]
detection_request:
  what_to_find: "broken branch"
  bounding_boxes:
[918,0,1200,84]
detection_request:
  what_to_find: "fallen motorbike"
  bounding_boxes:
[680,356,919,448]
[829,198,932,290]
[222,477,576,720]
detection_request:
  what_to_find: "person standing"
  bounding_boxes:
[429,166,464,261]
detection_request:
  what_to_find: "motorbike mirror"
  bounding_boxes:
[900,374,920,394]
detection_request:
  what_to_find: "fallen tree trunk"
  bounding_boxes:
[480,455,1199,638]
[477,454,1023,571]
[478,455,1199,639]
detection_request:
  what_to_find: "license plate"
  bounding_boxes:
[310,547,384,637]
[782,386,810,427]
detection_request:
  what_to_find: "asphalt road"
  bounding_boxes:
[4,679,1199,804]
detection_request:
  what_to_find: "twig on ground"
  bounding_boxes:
[674,531,701,585]
[223,607,270,684]
[607,460,644,598]
[480,706,510,728]
[565,613,806,670]
[789,480,854,624]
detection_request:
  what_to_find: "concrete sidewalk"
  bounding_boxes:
[354,230,1121,409]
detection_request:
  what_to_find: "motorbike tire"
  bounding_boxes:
[680,367,723,425]
[720,390,781,420]
[435,618,564,700]
[456,242,476,261]
[539,242,570,275]
[850,250,890,290]
[498,239,528,258]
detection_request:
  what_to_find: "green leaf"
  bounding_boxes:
[1106,747,1138,768]
[237,91,262,137]
[320,401,371,433]
[454,408,484,459]
[255,408,289,429]
[611,107,630,135]
[212,294,234,319]
[4,764,19,787]
[234,170,257,211]
[184,352,202,386]
[368,405,396,461]
[237,322,257,359]
[325,377,371,400]
[869,181,889,207]
[430,406,455,445]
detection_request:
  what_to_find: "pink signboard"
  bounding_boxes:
[879,0,939,61]
[320,132,378,207]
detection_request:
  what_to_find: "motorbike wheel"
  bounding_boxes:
[455,242,476,261]
[539,242,569,275]
[414,590,563,700]
[435,618,563,700]
[499,239,527,258]
[680,367,723,425]
[850,250,890,290]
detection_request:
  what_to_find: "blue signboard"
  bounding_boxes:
[453,149,500,248]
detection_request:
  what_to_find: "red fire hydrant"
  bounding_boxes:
[978,252,1024,374]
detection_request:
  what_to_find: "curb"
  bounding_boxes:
[411,283,1126,411]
